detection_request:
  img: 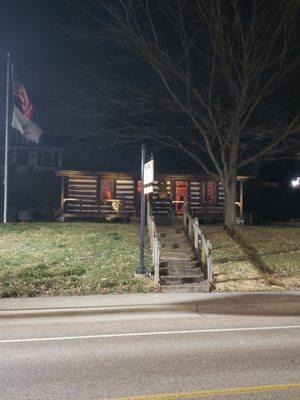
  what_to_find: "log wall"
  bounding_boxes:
[57,171,225,221]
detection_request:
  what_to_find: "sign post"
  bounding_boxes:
[135,144,149,276]
[3,53,10,223]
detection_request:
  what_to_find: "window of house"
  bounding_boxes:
[20,135,43,145]
[206,181,217,203]
[101,179,115,200]
[200,181,206,203]
[200,181,217,204]
[137,180,142,193]
[41,150,54,166]
[28,150,37,168]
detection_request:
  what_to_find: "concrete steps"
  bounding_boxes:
[161,282,210,293]
[159,230,185,241]
[160,268,202,276]
[160,260,198,269]
[155,218,208,293]
[161,275,205,285]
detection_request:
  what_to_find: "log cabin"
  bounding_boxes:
[56,170,249,222]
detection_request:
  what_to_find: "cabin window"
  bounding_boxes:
[206,181,217,203]
[200,181,206,203]
[137,180,142,193]
[157,180,169,200]
[101,179,115,200]
[41,150,54,166]
[200,181,217,204]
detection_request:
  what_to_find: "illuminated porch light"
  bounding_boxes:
[291,177,300,188]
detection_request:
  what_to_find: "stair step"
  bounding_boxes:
[156,218,172,226]
[160,275,205,285]
[161,255,196,262]
[159,238,189,244]
[160,268,203,276]
[161,248,194,255]
[160,243,191,250]
[160,260,198,268]
[160,262,200,271]
[161,281,210,293]
[161,255,195,262]
[158,233,187,242]
[158,228,184,234]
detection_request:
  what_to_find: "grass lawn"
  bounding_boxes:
[0,222,154,298]
[204,225,300,292]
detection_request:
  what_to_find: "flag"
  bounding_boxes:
[12,105,42,144]
[12,73,42,144]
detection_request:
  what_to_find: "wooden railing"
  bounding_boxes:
[62,197,134,216]
[183,204,213,285]
[147,200,161,287]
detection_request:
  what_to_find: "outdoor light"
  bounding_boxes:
[291,177,300,188]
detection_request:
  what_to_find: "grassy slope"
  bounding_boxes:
[204,226,300,291]
[1,222,298,297]
[0,223,154,297]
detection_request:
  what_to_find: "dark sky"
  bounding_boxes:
[0,0,71,134]
[0,1,299,180]
[0,0,201,173]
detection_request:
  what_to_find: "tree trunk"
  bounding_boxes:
[223,174,237,229]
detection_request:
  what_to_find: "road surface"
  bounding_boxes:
[1,309,300,399]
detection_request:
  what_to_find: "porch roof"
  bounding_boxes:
[55,169,251,181]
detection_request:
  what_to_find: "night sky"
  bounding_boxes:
[0,5,183,179]
[0,1,299,178]
[0,1,75,132]
[0,0,190,172]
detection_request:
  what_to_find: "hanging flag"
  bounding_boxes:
[12,71,42,144]
[12,105,43,144]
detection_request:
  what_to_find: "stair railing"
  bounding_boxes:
[183,203,213,285]
[147,199,161,287]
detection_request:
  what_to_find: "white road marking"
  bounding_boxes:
[1,325,300,344]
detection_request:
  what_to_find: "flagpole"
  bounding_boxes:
[3,53,10,224]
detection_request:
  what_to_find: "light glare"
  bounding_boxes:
[291,177,300,188]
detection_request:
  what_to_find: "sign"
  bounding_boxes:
[144,159,154,185]
[144,185,153,194]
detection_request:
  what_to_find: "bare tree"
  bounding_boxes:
[67,0,300,228]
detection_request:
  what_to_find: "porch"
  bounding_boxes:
[56,170,248,223]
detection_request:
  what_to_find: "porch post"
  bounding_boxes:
[240,180,244,219]
[60,176,64,210]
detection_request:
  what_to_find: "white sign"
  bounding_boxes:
[144,159,154,185]
[144,185,154,194]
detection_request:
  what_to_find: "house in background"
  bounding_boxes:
[0,132,63,172]
[0,132,64,220]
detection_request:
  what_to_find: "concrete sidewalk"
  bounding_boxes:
[0,291,299,319]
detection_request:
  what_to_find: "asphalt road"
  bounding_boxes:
[1,311,300,400]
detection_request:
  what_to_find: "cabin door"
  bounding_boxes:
[174,180,188,214]
[100,179,115,201]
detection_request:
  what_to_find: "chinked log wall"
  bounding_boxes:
[57,171,225,220]
[61,173,135,218]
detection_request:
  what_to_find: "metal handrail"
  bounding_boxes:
[183,203,212,285]
[147,199,161,287]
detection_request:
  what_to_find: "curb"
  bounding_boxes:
[0,303,198,319]
[1,292,299,319]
